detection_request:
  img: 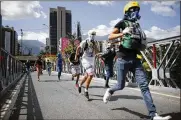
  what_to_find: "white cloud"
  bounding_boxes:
[87,17,180,39]
[87,18,121,36]
[18,31,48,44]
[2,1,47,20]
[144,25,180,39]
[143,1,178,16]
[88,1,114,6]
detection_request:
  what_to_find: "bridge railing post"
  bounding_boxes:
[0,48,24,99]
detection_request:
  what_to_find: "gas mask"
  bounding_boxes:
[125,7,141,21]
[90,35,95,43]
[130,11,141,21]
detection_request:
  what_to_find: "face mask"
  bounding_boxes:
[90,35,95,42]
[130,11,141,21]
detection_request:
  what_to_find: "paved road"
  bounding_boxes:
[9,71,180,120]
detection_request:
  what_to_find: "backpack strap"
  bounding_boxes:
[124,20,134,28]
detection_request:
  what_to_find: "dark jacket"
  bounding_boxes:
[101,48,116,68]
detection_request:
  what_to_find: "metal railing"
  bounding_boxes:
[61,54,135,83]
[0,48,24,99]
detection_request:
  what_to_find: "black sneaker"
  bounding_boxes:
[105,85,110,88]
[78,86,81,93]
[103,75,106,80]
[84,91,89,100]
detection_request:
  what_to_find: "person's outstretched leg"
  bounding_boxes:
[37,66,41,81]
[134,59,171,120]
[105,69,110,88]
[84,75,93,100]
[78,73,87,93]
[103,58,130,103]
[75,66,81,87]
[58,67,61,80]
[75,74,80,87]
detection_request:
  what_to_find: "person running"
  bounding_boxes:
[25,60,31,73]
[102,1,172,120]
[34,56,43,81]
[56,52,63,80]
[46,59,52,76]
[75,31,99,100]
[99,43,116,88]
[68,52,81,87]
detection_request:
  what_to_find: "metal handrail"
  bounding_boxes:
[0,48,24,99]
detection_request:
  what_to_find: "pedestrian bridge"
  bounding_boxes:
[0,71,180,120]
[0,35,181,119]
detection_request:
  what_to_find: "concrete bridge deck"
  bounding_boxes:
[0,71,178,120]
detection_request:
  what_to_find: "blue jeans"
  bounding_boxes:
[57,66,62,78]
[47,67,51,75]
[105,65,114,78]
[109,57,156,118]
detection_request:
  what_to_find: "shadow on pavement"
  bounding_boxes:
[110,95,142,101]
[88,98,103,101]
[89,86,105,89]
[162,112,181,120]
[90,94,104,97]
[111,107,149,119]
[90,94,142,101]
[9,73,43,120]
[39,80,60,82]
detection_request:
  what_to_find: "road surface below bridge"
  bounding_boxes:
[9,71,180,120]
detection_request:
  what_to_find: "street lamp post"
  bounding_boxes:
[43,24,51,56]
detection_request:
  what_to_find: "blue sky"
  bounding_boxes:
[1,1,180,43]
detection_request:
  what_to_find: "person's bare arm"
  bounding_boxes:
[33,60,37,67]
[75,46,81,61]
[108,28,124,40]
[68,58,71,63]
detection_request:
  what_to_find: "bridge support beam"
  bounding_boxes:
[141,36,181,88]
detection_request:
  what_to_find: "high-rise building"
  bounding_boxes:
[1,27,18,56]
[49,7,72,55]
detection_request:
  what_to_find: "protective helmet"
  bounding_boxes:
[124,1,140,14]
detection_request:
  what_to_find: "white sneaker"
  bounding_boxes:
[153,113,172,120]
[103,89,111,104]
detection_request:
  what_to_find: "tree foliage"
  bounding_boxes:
[39,50,46,56]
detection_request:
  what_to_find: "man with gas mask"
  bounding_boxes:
[99,43,116,88]
[75,31,99,100]
[103,1,171,120]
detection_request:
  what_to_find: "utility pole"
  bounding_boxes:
[20,29,23,55]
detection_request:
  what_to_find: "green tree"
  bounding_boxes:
[45,46,50,54]
[62,33,78,62]
[39,50,46,56]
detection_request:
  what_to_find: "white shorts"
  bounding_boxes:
[71,65,80,75]
[82,58,94,75]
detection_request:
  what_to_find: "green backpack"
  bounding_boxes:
[121,20,142,49]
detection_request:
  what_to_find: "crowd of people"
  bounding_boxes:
[31,1,172,120]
